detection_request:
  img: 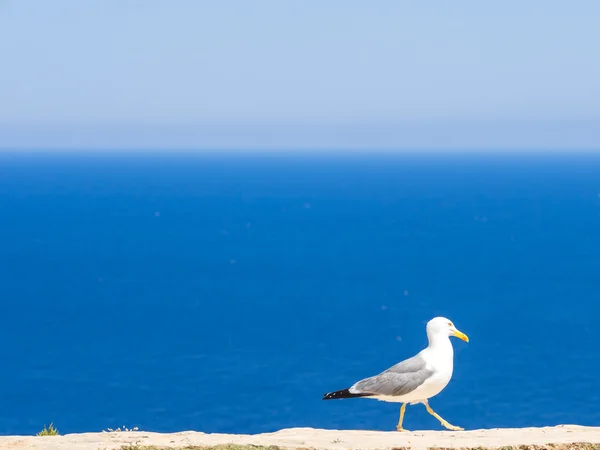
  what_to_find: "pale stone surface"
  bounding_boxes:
[1,425,599,450]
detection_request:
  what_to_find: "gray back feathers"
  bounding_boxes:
[351,354,433,397]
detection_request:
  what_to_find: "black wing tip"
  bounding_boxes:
[322,388,372,400]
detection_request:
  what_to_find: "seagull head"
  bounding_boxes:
[426,317,469,342]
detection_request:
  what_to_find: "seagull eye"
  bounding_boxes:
[448,322,453,327]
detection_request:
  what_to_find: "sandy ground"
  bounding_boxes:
[0,425,599,450]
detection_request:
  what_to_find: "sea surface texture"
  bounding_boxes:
[1,152,599,435]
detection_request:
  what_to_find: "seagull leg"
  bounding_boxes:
[423,401,463,431]
[396,403,409,431]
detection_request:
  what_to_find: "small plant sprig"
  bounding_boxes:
[36,423,59,436]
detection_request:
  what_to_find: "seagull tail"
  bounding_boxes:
[322,388,372,400]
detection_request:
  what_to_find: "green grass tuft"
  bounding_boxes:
[36,422,59,436]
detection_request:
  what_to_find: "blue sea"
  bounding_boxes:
[1,151,599,435]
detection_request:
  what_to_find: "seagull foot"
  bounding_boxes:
[396,426,410,432]
[441,422,463,431]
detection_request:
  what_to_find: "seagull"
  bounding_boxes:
[322,317,469,431]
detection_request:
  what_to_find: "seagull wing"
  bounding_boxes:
[349,354,433,397]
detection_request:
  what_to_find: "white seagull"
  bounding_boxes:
[322,317,469,431]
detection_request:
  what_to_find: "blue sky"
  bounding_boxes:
[1,1,599,150]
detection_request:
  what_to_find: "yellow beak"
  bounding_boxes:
[452,329,469,342]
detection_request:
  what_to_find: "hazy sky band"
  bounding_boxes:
[1,1,599,149]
